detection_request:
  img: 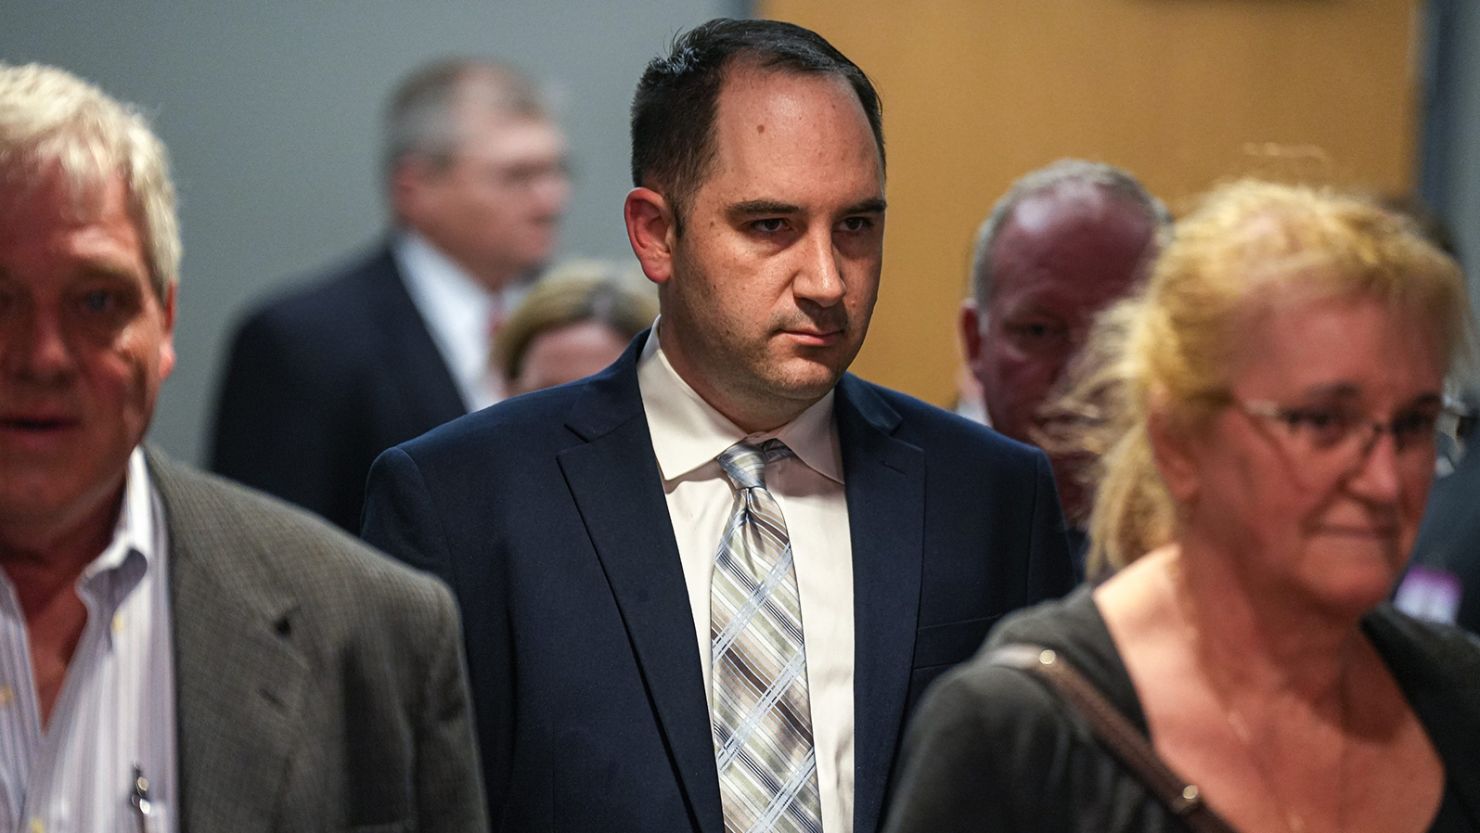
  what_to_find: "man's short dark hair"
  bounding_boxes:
[630,18,884,233]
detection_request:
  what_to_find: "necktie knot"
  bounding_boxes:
[718,439,792,491]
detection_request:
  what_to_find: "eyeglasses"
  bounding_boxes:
[474,158,573,192]
[1233,395,1475,479]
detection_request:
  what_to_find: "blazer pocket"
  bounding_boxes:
[912,615,1002,670]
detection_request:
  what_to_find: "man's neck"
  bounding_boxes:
[0,485,122,592]
[401,227,522,294]
[2,494,122,726]
[653,325,818,435]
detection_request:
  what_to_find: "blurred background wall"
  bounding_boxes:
[3,1,1476,460]
[0,1,741,463]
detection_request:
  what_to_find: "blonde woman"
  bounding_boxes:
[884,181,1480,832]
[493,260,656,395]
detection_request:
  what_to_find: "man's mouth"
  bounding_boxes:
[782,328,843,346]
[0,415,79,434]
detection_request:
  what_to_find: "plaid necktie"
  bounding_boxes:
[711,440,823,833]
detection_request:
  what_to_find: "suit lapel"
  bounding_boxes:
[366,247,468,424]
[151,453,311,833]
[557,340,725,833]
[835,377,925,833]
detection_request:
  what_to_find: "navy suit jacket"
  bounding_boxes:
[210,244,466,533]
[361,335,1074,833]
[1408,446,1480,633]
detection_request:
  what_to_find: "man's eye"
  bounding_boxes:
[838,216,874,233]
[81,290,116,312]
[751,218,786,233]
[1004,320,1067,346]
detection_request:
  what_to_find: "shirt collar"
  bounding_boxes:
[79,448,157,617]
[637,319,843,485]
[393,230,531,390]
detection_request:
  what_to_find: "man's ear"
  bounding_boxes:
[390,156,435,226]
[625,187,677,286]
[959,298,985,367]
[158,282,177,380]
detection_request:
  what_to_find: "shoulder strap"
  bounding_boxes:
[988,643,1238,833]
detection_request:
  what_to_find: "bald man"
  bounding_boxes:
[962,160,1167,569]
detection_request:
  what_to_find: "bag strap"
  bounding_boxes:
[988,643,1238,833]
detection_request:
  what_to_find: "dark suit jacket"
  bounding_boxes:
[361,337,1074,833]
[210,244,466,533]
[152,451,486,832]
[1409,447,1480,633]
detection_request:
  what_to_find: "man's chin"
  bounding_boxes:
[765,361,845,403]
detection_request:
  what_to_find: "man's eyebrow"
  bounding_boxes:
[74,259,146,284]
[724,197,888,220]
[845,197,887,215]
[727,199,801,219]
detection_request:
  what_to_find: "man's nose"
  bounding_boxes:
[533,166,572,216]
[6,306,77,383]
[793,228,845,307]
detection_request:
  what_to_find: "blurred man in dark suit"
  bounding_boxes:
[211,57,570,532]
[1386,195,1480,632]
[1402,436,1480,631]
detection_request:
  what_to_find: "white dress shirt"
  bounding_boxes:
[0,449,177,833]
[637,325,856,833]
[394,230,530,411]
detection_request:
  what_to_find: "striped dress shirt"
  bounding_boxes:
[0,449,177,833]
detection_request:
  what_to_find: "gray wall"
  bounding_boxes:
[0,1,744,464]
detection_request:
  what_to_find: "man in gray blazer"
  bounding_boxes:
[0,62,486,832]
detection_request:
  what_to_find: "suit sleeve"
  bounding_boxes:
[209,311,365,533]
[1026,450,1076,602]
[414,582,492,833]
[361,447,454,578]
[363,447,516,832]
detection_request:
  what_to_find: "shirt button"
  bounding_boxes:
[113,613,125,633]
[0,686,12,706]
[28,817,43,833]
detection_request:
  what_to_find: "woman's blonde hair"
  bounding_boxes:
[1057,180,1472,573]
[493,260,657,382]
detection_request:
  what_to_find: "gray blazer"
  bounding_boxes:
[149,451,486,832]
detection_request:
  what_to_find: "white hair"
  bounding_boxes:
[0,62,180,297]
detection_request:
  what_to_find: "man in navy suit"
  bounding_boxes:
[363,19,1074,833]
[211,58,570,532]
